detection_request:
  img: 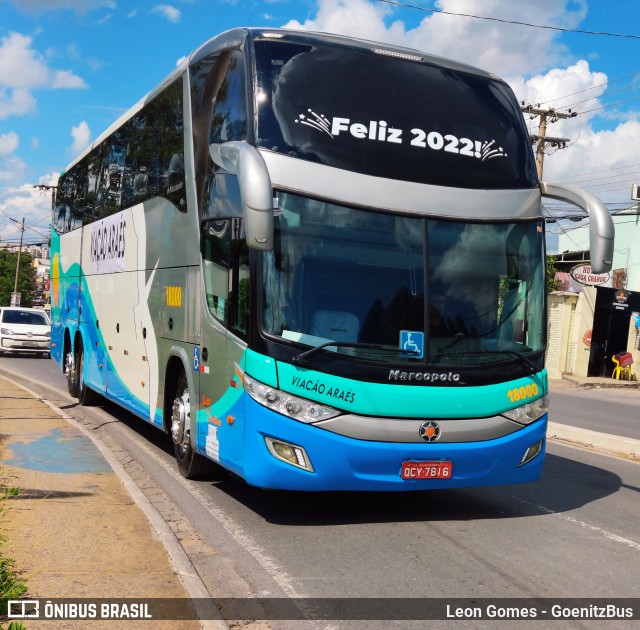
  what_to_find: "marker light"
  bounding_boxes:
[265,437,314,471]
[501,394,549,425]
[244,374,341,423]
[371,48,424,62]
[520,439,544,466]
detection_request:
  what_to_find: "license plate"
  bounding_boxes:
[401,461,452,480]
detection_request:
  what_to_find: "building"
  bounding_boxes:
[32,257,50,310]
[548,206,639,380]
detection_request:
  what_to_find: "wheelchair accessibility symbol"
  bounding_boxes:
[400,330,424,359]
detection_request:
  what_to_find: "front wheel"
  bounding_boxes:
[171,369,218,480]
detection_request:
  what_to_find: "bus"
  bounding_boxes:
[50,28,614,491]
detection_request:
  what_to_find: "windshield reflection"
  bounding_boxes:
[262,192,544,365]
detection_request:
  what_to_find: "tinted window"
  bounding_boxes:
[190,50,248,221]
[201,217,250,338]
[54,77,185,233]
[254,40,537,190]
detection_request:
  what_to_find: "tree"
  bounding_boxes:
[546,255,561,293]
[0,250,36,307]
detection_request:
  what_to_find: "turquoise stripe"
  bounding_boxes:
[269,359,547,419]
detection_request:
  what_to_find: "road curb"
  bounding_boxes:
[547,421,640,460]
[2,374,229,630]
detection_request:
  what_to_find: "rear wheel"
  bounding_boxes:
[65,348,78,397]
[171,368,217,479]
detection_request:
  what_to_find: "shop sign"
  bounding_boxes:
[613,289,630,311]
[569,264,610,286]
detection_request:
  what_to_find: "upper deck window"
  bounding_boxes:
[253,40,537,190]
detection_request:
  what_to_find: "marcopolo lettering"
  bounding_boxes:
[388,369,461,383]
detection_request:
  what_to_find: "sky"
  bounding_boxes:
[1,0,640,252]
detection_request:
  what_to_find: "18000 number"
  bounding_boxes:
[506,383,539,403]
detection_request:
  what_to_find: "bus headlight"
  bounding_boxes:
[501,394,549,425]
[244,374,341,423]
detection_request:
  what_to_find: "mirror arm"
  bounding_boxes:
[540,181,614,274]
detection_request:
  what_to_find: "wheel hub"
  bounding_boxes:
[171,388,190,446]
[64,352,75,380]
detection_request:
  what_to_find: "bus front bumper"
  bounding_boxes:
[239,398,547,491]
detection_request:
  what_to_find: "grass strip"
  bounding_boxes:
[0,467,26,630]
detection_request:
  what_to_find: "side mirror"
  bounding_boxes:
[209,141,274,250]
[540,182,614,274]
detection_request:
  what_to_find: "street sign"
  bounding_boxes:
[10,292,21,306]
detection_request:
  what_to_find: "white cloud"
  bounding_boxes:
[0,180,56,244]
[0,32,87,119]
[52,69,88,89]
[0,131,19,157]
[0,156,27,185]
[0,33,49,90]
[69,120,91,157]
[152,5,182,23]
[283,0,585,78]
[0,88,37,119]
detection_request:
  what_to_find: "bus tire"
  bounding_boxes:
[171,368,217,480]
[65,347,79,398]
[76,339,99,406]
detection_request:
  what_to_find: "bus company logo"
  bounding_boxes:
[89,209,127,274]
[295,108,507,161]
[419,420,440,442]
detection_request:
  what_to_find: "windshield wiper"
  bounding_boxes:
[292,341,420,364]
[494,350,539,373]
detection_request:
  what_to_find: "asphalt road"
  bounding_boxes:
[549,386,639,440]
[2,356,639,629]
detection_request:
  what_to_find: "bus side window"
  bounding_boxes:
[209,51,247,145]
[191,49,247,221]
[201,218,250,339]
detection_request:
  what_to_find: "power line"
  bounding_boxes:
[557,79,640,111]
[572,93,640,116]
[559,162,640,181]
[538,70,640,106]
[376,0,640,39]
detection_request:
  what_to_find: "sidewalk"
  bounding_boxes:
[555,374,640,390]
[0,376,221,629]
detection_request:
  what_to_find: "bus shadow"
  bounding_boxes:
[85,399,627,526]
[210,452,624,526]
[97,399,175,456]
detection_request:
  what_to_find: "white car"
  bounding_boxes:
[0,307,51,358]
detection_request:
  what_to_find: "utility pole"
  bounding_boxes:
[11,217,25,306]
[521,104,576,179]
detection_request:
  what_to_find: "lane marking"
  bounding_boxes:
[511,496,640,552]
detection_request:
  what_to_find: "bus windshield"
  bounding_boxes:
[262,192,545,366]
